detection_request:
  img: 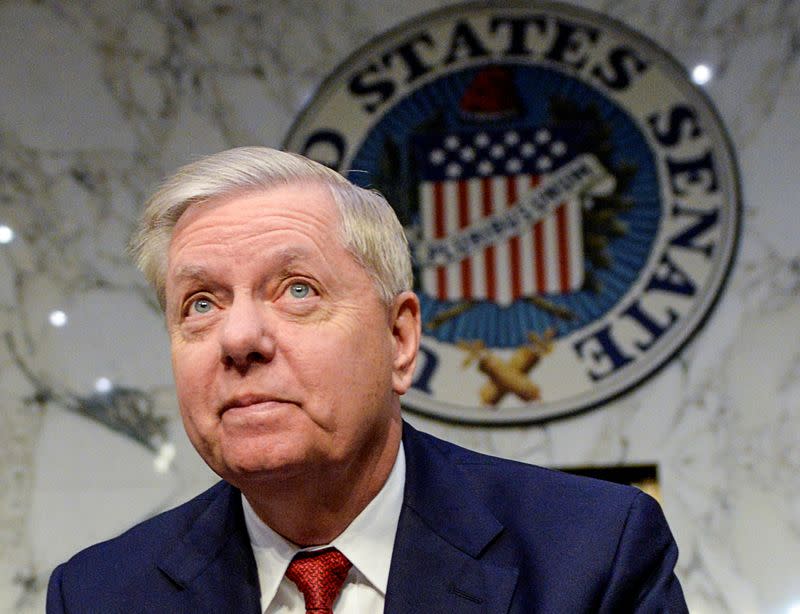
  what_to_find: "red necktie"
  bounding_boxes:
[285,548,352,614]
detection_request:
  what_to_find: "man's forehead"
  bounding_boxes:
[169,183,343,253]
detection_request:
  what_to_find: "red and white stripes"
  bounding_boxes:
[420,174,584,305]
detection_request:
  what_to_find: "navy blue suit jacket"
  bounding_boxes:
[47,423,687,613]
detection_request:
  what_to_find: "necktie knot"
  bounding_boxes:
[285,548,352,613]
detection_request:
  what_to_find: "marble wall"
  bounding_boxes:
[0,1,798,612]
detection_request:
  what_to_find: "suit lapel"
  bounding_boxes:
[157,483,262,613]
[385,424,519,614]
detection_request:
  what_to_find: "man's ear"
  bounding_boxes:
[390,291,421,395]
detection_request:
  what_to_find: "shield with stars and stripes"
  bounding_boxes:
[413,126,586,306]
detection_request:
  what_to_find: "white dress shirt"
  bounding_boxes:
[242,445,406,614]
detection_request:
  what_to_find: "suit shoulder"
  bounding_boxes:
[414,426,642,516]
[400,424,686,611]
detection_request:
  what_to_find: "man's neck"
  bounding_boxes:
[239,417,403,546]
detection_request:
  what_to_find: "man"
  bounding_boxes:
[47,147,688,613]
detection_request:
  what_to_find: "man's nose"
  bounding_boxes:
[219,297,276,372]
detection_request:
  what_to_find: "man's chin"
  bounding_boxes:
[213,449,315,488]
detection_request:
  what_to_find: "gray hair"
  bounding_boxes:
[129,147,413,310]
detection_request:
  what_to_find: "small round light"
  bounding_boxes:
[48,310,68,327]
[0,225,14,244]
[94,377,113,393]
[787,603,800,614]
[692,64,712,85]
[153,442,176,474]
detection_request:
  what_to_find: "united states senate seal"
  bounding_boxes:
[284,1,741,424]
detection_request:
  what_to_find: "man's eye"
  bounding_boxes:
[288,282,311,299]
[191,298,214,314]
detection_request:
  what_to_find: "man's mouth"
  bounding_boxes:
[220,394,294,414]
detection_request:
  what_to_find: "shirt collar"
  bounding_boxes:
[242,444,406,605]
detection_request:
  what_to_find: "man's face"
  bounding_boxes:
[164,183,417,487]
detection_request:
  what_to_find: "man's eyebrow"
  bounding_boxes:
[269,247,314,268]
[263,248,330,283]
[171,248,317,283]
[172,265,210,283]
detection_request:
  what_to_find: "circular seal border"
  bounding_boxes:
[284,0,742,425]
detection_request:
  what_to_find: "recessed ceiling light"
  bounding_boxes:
[0,225,14,244]
[94,377,113,393]
[692,64,712,85]
[49,310,68,327]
